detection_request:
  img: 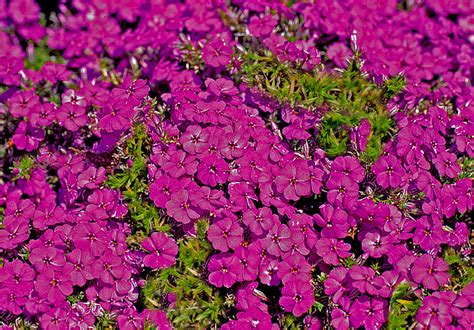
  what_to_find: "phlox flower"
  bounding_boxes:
[207,253,240,288]
[202,40,233,68]
[274,162,311,201]
[35,267,73,303]
[411,254,450,290]
[349,296,388,329]
[56,103,88,132]
[207,218,243,252]
[415,296,452,329]
[197,154,229,187]
[142,232,178,269]
[372,155,406,189]
[12,121,44,151]
[279,279,314,317]
[165,189,201,223]
[315,238,351,266]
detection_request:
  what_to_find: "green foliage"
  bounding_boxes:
[141,219,225,328]
[458,157,474,179]
[282,314,300,329]
[96,312,117,330]
[106,124,169,238]
[340,256,357,268]
[387,281,422,329]
[313,301,325,312]
[384,74,406,98]
[24,39,64,71]
[443,248,474,290]
[67,291,85,304]
[240,51,402,162]
[12,155,35,181]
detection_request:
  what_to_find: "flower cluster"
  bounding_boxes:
[0,0,472,329]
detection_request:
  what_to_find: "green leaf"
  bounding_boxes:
[387,281,421,330]
[384,74,406,98]
[313,301,325,312]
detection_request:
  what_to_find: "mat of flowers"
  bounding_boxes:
[0,0,473,329]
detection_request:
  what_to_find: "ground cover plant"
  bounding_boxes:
[0,0,473,329]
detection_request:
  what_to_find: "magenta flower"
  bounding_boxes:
[326,42,351,68]
[0,260,35,295]
[248,15,277,37]
[412,216,446,251]
[202,40,233,68]
[3,198,35,223]
[315,238,351,265]
[242,207,277,236]
[349,296,388,329]
[207,218,243,252]
[433,151,461,178]
[234,246,259,282]
[66,248,94,286]
[309,165,324,195]
[35,267,73,303]
[324,267,349,304]
[205,77,239,96]
[149,174,184,208]
[112,76,150,106]
[29,101,56,127]
[165,189,201,224]
[161,150,198,178]
[12,121,45,151]
[350,118,371,152]
[180,125,209,155]
[197,154,229,187]
[69,303,96,329]
[261,223,292,257]
[277,253,311,284]
[72,222,107,256]
[257,135,290,163]
[279,280,314,317]
[219,129,248,159]
[374,270,400,298]
[85,189,119,219]
[0,286,28,315]
[56,103,88,131]
[0,221,30,250]
[259,255,282,286]
[117,308,143,330]
[274,163,311,200]
[228,181,258,211]
[331,156,365,183]
[361,231,393,258]
[411,255,450,290]
[29,246,66,272]
[77,166,106,189]
[9,90,40,118]
[372,155,406,189]
[416,296,452,329]
[455,178,472,212]
[41,62,71,83]
[207,253,240,288]
[92,250,130,284]
[141,232,178,269]
[326,173,359,210]
[331,296,351,330]
[314,203,349,238]
[99,102,132,132]
[39,307,69,330]
[349,266,378,295]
